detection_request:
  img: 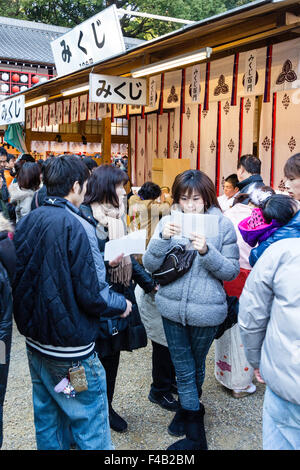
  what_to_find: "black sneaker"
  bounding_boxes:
[148,390,180,411]
[109,407,128,433]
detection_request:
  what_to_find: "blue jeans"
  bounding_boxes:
[26,348,113,450]
[263,386,300,450]
[162,318,218,411]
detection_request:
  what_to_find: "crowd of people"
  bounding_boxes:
[0,146,299,451]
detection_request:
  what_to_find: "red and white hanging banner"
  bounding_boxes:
[237,47,266,97]
[199,101,218,183]
[63,99,70,124]
[71,97,79,122]
[42,105,49,128]
[79,95,88,121]
[56,101,63,125]
[270,38,300,93]
[163,70,181,109]
[49,102,56,126]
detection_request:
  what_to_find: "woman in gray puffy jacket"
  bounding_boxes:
[143,170,239,450]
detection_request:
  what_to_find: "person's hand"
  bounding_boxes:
[151,285,159,294]
[190,233,208,254]
[254,368,265,384]
[109,253,124,268]
[120,300,132,318]
[162,223,181,239]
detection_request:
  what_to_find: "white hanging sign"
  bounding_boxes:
[192,64,201,102]
[89,73,147,106]
[51,5,125,77]
[148,76,157,108]
[0,95,25,125]
[244,50,257,95]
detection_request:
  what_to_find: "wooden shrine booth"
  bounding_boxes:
[7,0,300,193]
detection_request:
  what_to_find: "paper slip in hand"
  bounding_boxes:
[104,230,146,261]
[170,211,219,238]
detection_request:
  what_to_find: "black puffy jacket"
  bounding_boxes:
[13,197,127,348]
[0,215,15,448]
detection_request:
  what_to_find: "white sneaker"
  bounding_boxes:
[232,383,256,399]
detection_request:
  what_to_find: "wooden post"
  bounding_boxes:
[101,117,111,165]
[25,129,32,154]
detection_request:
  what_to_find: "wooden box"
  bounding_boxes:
[152,158,190,190]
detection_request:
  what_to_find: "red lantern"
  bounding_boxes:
[12,73,20,82]
[12,85,20,93]
[31,75,40,84]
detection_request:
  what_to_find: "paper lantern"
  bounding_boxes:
[12,85,20,93]
[12,73,20,82]
[20,86,28,91]
[1,83,9,92]
[40,77,48,83]
[31,75,40,84]
[1,73,9,81]
[20,74,28,83]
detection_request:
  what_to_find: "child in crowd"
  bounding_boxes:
[238,191,299,252]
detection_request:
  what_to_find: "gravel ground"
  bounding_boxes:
[2,321,265,450]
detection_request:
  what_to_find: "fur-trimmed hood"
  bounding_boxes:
[0,213,13,233]
[8,181,35,204]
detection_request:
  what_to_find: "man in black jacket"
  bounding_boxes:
[0,213,15,449]
[13,156,131,450]
[235,154,265,204]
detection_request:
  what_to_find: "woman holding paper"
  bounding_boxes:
[143,169,239,450]
[81,165,156,434]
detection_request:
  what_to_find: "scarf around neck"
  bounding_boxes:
[91,202,132,286]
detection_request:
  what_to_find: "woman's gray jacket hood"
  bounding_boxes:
[143,206,240,328]
[239,238,300,406]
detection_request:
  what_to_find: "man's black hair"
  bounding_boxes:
[138,182,161,200]
[7,154,15,162]
[43,155,90,197]
[237,155,261,175]
[225,174,239,188]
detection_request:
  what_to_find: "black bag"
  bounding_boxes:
[152,244,197,286]
[98,315,129,339]
[98,308,147,353]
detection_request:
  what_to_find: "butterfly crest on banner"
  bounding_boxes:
[163,70,181,109]
[209,56,233,103]
[270,38,300,93]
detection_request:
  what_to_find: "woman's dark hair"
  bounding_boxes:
[284,153,300,179]
[172,169,221,210]
[20,153,36,163]
[238,154,261,175]
[138,181,161,200]
[83,157,98,172]
[17,162,41,191]
[14,160,24,178]
[261,194,299,225]
[83,165,129,208]
[43,155,90,197]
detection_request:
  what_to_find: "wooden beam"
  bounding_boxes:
[26,130,102,143]
[101,117,111,165]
